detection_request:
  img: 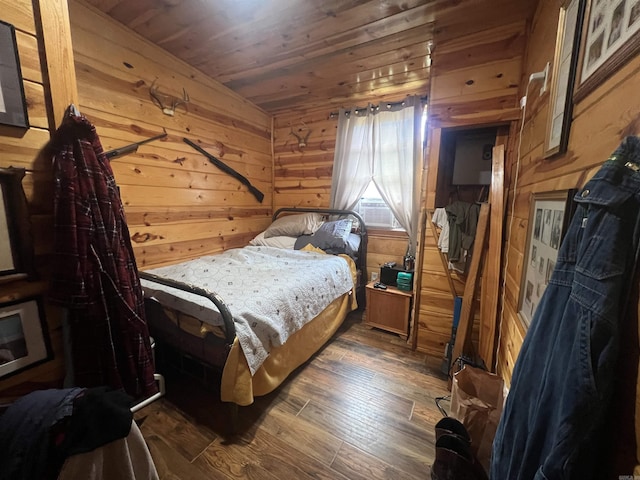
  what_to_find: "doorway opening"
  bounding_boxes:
[434,125,507,208]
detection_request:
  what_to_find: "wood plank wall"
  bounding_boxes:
[496,0,640,384]
[417,20,528,363]
[273,107,335,212]
[0,0,72,396]
[69,0,273,270]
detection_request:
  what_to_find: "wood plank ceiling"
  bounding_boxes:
[85,0,538,115]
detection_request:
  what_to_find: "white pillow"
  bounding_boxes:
[249,231,297,249]
[263,212,324,238]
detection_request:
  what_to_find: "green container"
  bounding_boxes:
[396,271,413,291]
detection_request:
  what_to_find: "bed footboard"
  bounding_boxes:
[139,271,236,344]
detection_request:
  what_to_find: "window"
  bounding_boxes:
[354,105,427,230]
[356,183,403,229]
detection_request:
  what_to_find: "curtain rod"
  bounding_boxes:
[329,95,427,119]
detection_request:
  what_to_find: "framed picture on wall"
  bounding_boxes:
[575,0,640,101]
[518,190,577,327]
[0,296,52,379]
[0,167,37,281]
[0,20,29,129]
[544,0,586,157]
[0,178,15,275]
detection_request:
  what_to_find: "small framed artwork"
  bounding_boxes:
[0,297,52,379]
[0,179,14,275]
[575,0,640,101]
[0,167,36,281]
[544,0,586,157]
[518,190,577,327]
[0,20,29,129]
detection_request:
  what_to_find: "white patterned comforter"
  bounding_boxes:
[140,246,354,375]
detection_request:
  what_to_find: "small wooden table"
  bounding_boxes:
[364,281,412,339]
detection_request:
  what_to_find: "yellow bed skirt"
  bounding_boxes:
[220,291,357,406]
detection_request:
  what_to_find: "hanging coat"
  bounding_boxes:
[50,112,156,399]
[491,137,640,479]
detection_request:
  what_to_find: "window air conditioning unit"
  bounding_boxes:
[358,201,399,228]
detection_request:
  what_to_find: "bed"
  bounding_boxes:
[139,208,367,409]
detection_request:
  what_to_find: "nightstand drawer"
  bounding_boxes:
[364,281,412,338]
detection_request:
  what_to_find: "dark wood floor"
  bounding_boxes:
[135,312,451,479]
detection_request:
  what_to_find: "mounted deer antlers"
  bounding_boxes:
[149,79,189,116]
[289,123,311,148]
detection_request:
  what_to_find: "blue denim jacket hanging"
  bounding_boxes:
[491,136,640,479]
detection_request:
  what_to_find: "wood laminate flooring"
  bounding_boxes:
[134,312,451,479]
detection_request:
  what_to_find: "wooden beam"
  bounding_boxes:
[479,144,505,371]
[33,0,80,129]
[411,209,427,351]
[451,202,490,373]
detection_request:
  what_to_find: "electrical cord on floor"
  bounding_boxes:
[435,395,450,417]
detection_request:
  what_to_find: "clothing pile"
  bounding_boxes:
[0,387,136,480]
[432,201,481,273]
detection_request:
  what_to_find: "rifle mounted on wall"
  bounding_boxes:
[183,137,264,203]
[104,130,168,160]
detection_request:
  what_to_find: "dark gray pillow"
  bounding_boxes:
[294,219,353,254]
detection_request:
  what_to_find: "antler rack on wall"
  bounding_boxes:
[149,79,189,116]
[289,122,311,148]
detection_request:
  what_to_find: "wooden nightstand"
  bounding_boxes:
[364,281,412,339]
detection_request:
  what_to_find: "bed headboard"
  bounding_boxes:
[273,207,368,307]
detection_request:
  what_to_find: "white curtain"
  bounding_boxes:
[329,108,373,211]
[330,96,423,255]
